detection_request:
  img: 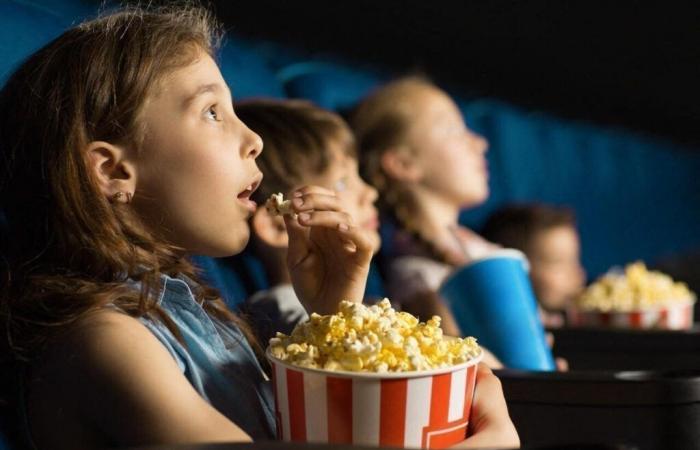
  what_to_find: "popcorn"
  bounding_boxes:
[269,299,481,372]
[577,262,696,312]
[265,192,295,216]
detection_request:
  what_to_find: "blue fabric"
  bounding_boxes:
[279,61,388,111]
[365,262,387,300]
[0,1,68,86]
[217,36,286,100]
[137,273,276,439]
[190,255,249,309]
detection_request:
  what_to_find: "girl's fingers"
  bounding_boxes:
[335,222,375,260]
[296,210,373,258]
[284,214,310,267]
[290,185,337,198]
[296,210,355,229]
[290,192,343,213]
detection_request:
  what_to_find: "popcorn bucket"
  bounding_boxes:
[267,348,483,449]
[568,301,695,330]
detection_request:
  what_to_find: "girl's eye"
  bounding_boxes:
[205,105,220,121]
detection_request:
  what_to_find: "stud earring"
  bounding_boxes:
[111,191,132,204]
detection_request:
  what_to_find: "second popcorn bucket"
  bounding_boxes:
[266,299,484,449]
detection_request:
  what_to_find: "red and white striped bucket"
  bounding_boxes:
[568,301,695,330]
[267,349,483,449]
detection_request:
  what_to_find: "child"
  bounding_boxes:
[350,76,498,337]
[0,6,517,449]
[482,204,587,327]
[234,99,381,341]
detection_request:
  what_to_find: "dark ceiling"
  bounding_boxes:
[212,0,700,148]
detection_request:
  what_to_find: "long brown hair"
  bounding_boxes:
[350,76,455,264]
[0,4,255,365]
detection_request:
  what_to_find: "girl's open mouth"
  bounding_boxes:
[237,175,262,212]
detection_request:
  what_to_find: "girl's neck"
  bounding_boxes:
[410,188,461,240]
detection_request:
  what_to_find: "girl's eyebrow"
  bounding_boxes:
[182,82,231,108]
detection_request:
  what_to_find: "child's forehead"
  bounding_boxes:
[152,51,228,100]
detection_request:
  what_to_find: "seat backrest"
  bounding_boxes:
[499,368,700,450]
[0,1,70,86]
[551,326,700,371]
[279,60,387,111]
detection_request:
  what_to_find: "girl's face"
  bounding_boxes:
[132,50,263,256]
[311,148,381,252]
[406,88,489,208]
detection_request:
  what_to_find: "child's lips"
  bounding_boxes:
[236,174,262,212]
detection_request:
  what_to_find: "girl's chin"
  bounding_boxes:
[460,191,489,208]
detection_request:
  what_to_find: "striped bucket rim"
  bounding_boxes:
[266,347,483,379]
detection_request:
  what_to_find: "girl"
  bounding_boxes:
[0,7,517,449]
[351,77,497,337]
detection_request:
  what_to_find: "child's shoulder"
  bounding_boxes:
[34,309,167,385]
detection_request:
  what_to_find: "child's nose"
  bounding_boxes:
[363,180,379,204]
[243,130,263,159]
[472,133,488,154]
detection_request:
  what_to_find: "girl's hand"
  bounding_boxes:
[284,186,374,315]
[450,364,520,449]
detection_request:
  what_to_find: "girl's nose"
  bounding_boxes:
[243,129,263,159]
[363,179,379,204]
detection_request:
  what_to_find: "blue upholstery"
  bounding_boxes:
[0,1,69,85]
[279,61,388,111]
[190,255,250,309]
[217,36,286,100]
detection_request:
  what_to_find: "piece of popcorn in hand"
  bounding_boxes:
[265,192,295,217]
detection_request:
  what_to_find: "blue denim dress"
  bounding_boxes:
[137,273,276,440]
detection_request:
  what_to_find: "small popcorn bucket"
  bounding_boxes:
[266,348,483,449]
[568,301,695,330]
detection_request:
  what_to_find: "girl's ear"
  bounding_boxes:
[380,147,422,182]
[85,141,137,202]
[251,207,289,248]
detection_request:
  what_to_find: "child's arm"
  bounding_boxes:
[282,185,374,315]
[29,310,252,447]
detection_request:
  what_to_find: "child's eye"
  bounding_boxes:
[205,105,221,121]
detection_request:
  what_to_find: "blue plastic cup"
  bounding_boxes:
[439,249,555,371]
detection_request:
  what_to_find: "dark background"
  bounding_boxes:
[212,0,700,147]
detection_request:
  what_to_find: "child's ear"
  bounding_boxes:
[380,147,422,182]
[85,141,137,201]
[252,207,289,248]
